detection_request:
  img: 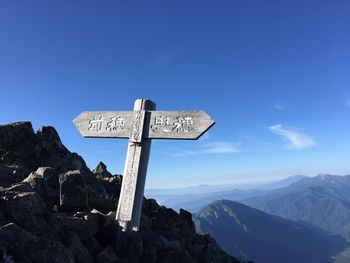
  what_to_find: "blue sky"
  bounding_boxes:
[1,1,350,188]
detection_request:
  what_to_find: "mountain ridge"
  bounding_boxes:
[194,199,347,263]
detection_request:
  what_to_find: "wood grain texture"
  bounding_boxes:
[147,111,215,140]
[73,110,215,140]
[116,99,155,231]
[73,111,133,138]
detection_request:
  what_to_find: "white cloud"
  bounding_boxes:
[269,124,317,149]
[273,103,287,110]
[175,142,240,156]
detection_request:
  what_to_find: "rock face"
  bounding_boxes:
[0,122,244,263]
[59,170,89,211]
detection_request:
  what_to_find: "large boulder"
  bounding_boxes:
[0,223,74,263]
[23,167,59,208]
[48,213,98,242]
[59,170,89,211]
[63,232,93,263]
[1,191,52,238]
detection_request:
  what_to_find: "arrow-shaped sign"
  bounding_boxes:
[73,110,214,140]
[73,100,215,232]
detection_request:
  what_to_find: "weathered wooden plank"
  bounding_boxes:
[116,99,156,231]
[147,111,215,140]
[129,111,146,143]
[73,111,133,138]
[73,110,215,140]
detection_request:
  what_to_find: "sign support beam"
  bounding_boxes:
[116,99,155,231]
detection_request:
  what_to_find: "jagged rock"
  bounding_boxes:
[93,162,113,178]
[0,122,41,176]
[1,191,52,238]
[0,122,245,263]
[140,232,158,262]
[97,245,120,263]
[160,236,182,250]
[0,122,93,187]
[88,210,121,247]
[83,236,104,259]
[23,167,59,208]
[179,208,195,231]
[2,182,33,193]
[59,170,88,211]
[0,223,74,263]
[63,232,93,263]
[93,162,122,211]
[115,229,144,262]
[0,164,24,187]
[48,213,98,242]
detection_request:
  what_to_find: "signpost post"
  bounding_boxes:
[73,99,215,231]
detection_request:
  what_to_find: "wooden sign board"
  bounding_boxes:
[73,110,214,140]
[73,99,215,231]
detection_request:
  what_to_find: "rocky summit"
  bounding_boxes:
[0,122,244,263]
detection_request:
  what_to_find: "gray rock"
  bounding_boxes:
[0,223,74,263]
[48,213,98,241]
[0,122,244,263]
[93,162,113,178]
[0,122,40,175]
[2,182,33,193]
[96,212,121,247]
[97,246,120,263]
[59,170,88,211]
[83,236,103,258]
[63,232,93,263]
[23,167,59,208]
[116,230,143,262]
[0,164,23,188]
[2,191,52,238]
[160,236,182,250]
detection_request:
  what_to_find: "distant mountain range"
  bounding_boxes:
[149,173,350,262]
[145,175,308,212]
[194,200,347,263]
[243,174,350,240]
[241,174,350,263]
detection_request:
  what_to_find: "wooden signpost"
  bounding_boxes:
[73,99,215,231]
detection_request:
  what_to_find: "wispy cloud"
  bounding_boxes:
[273,103,287,110]
[269,124,317,149]
[175,142,240,156]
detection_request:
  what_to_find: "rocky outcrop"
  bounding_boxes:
[59,170,89,211]
[0,223,75,263]
[0,122,245,263]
